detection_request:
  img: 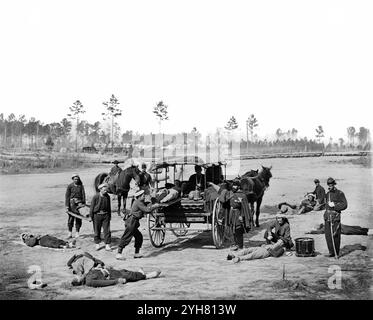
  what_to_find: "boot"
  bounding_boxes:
[134,253,143,259]
[105,244,112,251]
[95,243,101,251]
[145,270,161,279]
[75,232,80,238]
[116,253,126,260]
[67,232,72,239]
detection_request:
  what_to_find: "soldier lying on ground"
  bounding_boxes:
[227,239,287,263]
[306,223,370,235]
[68,252,161,287]
[21,233,77,249]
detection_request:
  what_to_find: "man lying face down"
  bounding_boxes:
[21,233,76,249]
[68,252,161,287]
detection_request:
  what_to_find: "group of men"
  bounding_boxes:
[20,162,351,291]
[61,161,349,265]
[64,160,180,260]
[298,178,326,214]
[226,176,348,262]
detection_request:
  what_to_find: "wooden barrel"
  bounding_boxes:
[295,237,315,257]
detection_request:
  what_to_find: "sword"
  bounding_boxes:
[328,193,338,260]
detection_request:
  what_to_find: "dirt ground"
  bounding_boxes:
[0,156,372,300]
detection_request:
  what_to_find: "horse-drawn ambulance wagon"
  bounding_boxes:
[146,156,229,249]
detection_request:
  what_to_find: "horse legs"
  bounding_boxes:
[255,197,263,227]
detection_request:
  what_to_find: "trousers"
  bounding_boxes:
[233,225,244,249]
[237,247,270,261]
[324,210,341,256]
[118,215,143,254]
[93,213,111,244]
[39,235,68,248]
[68,199,83,232]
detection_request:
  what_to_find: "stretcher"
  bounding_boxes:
[66,210,91,222]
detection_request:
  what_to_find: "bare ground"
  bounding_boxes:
[0,156,372,300]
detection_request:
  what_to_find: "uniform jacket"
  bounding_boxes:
[130,199,154,219]
[313,185,326,203]
[67,252,104,279]
[65,183,86,207]
[325,188,348,213]
[89,193,111,219]
[267,220,292,247]
[139,171,152,186]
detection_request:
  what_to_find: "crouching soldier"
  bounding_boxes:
[264,211,294,250]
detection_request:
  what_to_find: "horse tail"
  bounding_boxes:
[278,202,297,210]
[94,173,108,192]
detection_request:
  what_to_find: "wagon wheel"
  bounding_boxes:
[170,223,190,237]
[212,198,225,248]
[147,210,166,247]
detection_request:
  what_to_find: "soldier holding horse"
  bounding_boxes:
[238,165,273,227]
[94,160,142,216]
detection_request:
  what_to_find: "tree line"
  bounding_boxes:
[0,101,370,153]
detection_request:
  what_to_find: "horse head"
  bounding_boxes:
[124,165,141,186]
[260,165,272,187]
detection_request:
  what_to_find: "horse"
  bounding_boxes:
[94,165,141,215]
[240,169,259,179]
[238,165,273,227]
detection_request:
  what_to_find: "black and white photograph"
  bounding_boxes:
[0,0,372,305]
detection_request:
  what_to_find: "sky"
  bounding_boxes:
[0,0,372,141]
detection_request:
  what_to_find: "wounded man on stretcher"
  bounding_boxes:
[150,180,181,204]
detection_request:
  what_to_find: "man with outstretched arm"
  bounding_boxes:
[116,189,160,260]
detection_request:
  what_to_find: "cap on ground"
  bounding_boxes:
[98,183,108,190]
[135,189,145,198]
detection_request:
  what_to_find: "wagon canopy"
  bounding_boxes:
[149,155,226,172]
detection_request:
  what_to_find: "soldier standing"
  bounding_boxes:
[89,183,112,251]
[324,177,348,258]
[65,174,86,239]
